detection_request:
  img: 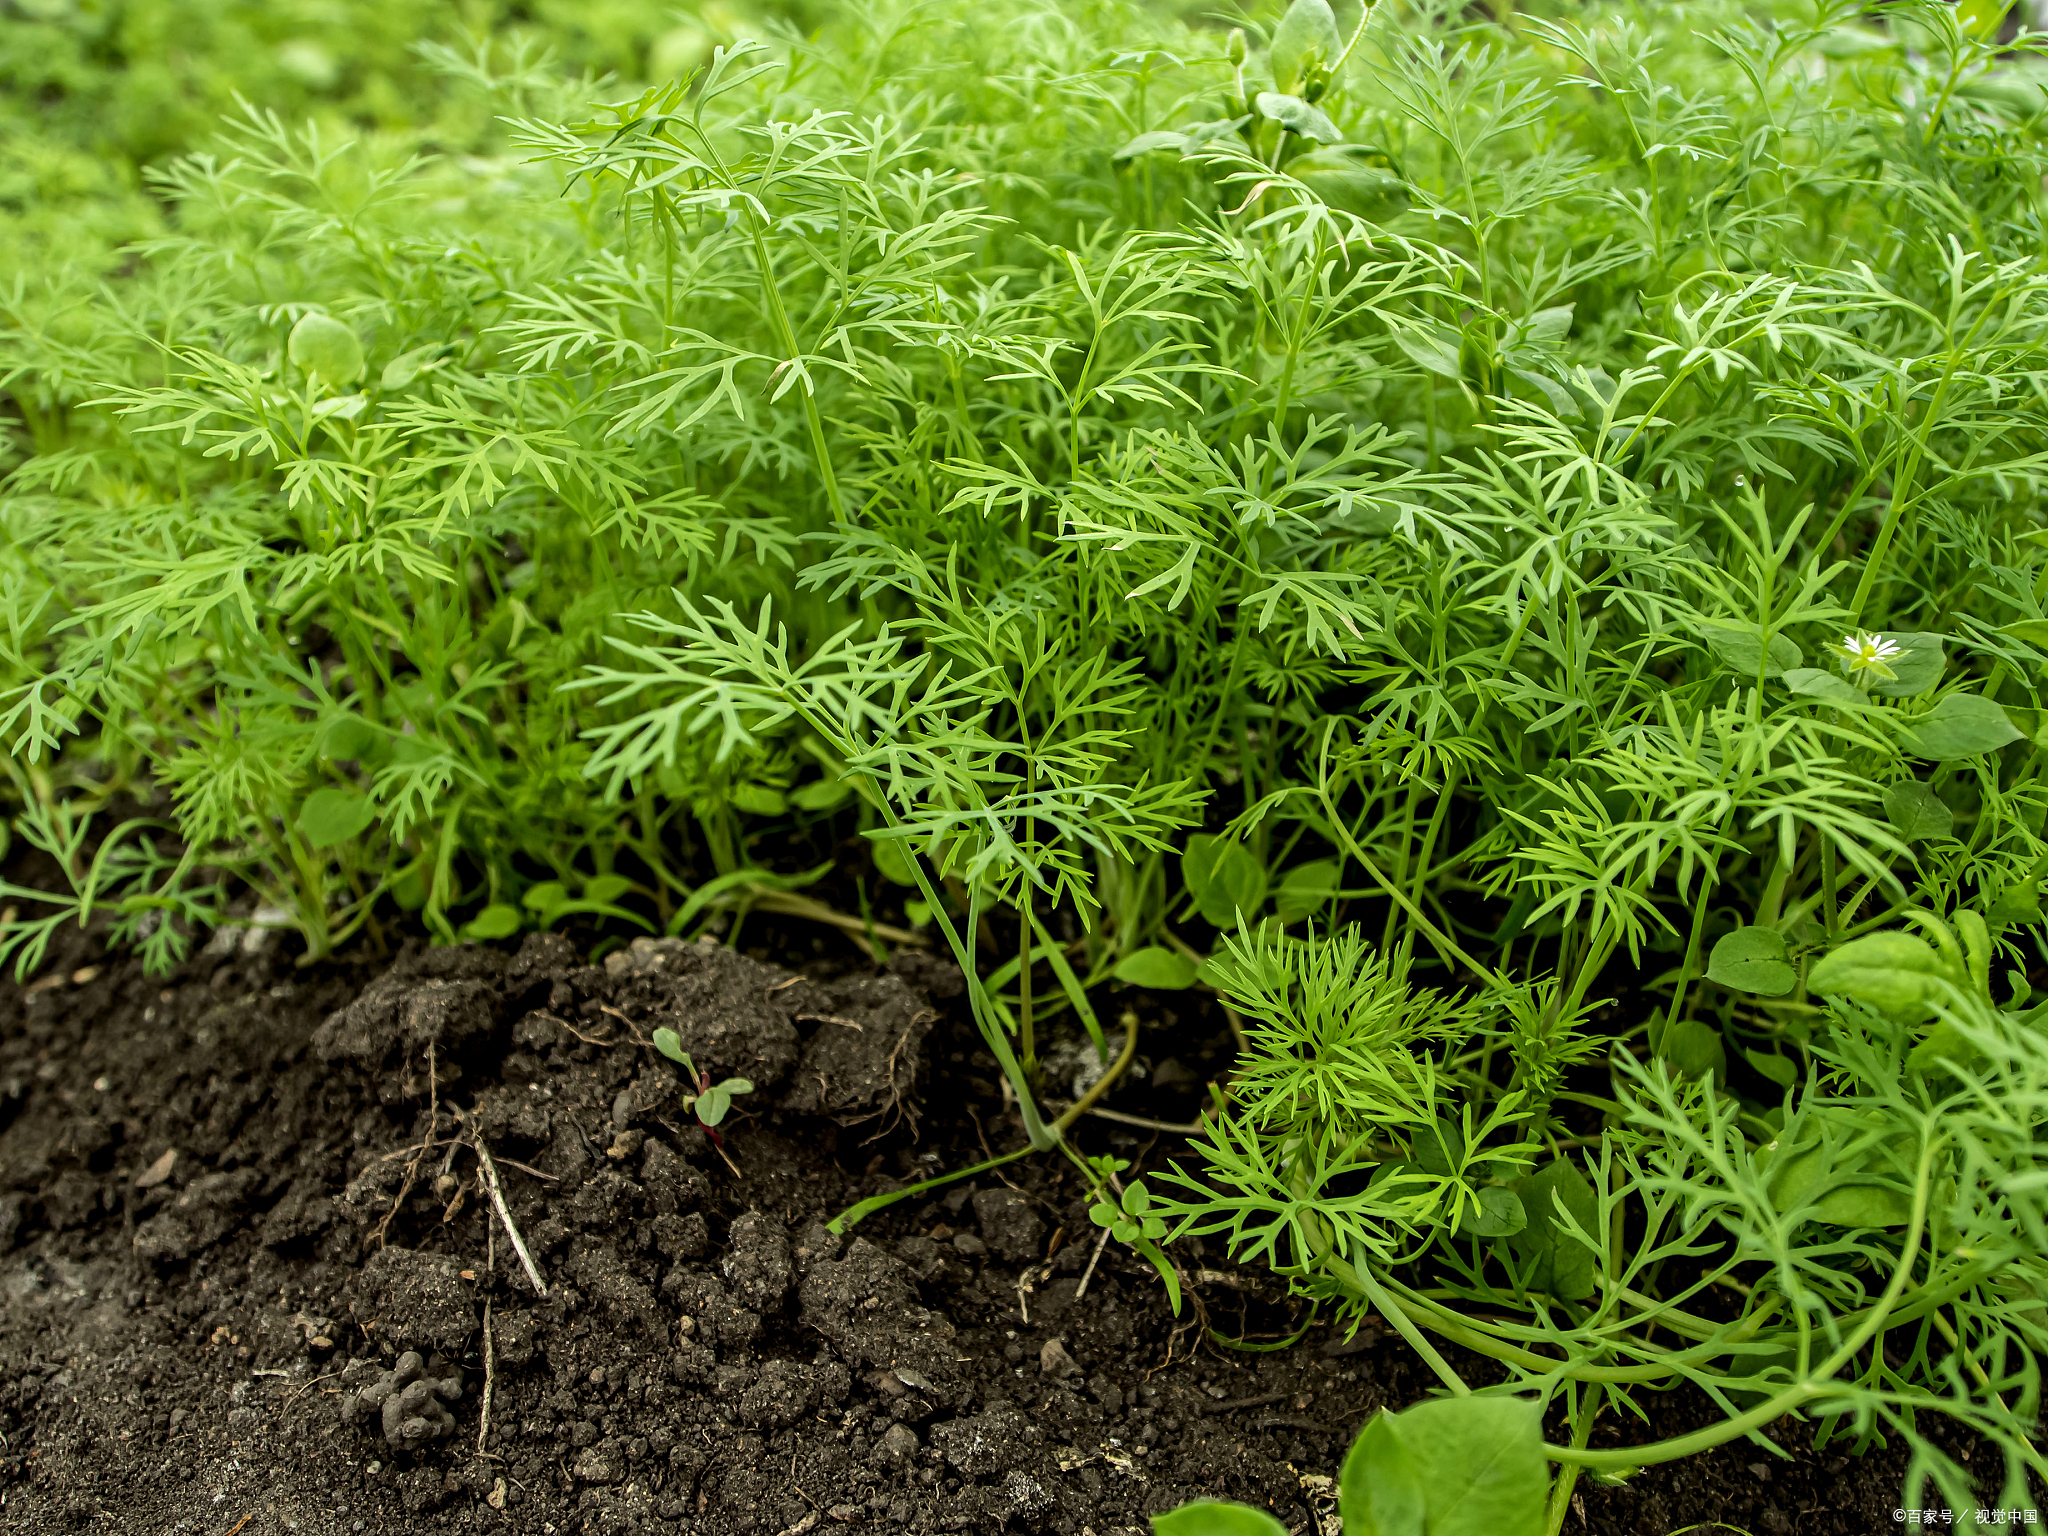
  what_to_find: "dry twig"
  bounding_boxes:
[457,1108,548,1297]
[477,1297,496,1460]
[1074,1225,1113,1300]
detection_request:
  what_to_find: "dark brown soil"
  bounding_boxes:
[0,920,1988,1535]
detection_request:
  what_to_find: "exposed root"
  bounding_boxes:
[528,1010,618,1049]
[372,1042,440,1252]
[795,1013,864,1031]
[853,1011,934,1146]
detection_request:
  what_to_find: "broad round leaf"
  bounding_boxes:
[651,1027,686,1065]
[1254,91,1342,144]
[1289,148,1409,219]
[1273,857,1342,922]
[584,873,634,904]
[296,787,376,850]
[1508,365,1578,417]
[1509,1160,1599,1300]
[1390,321,1463,379]
[1814,23,1897,57]
[288,312,364,385]
[311,392,366,420]
[1706,925,1795,996]
[1956,908,1992,997]
[318,714,380,762]
[1811,1180,1915,1226]
[1183,834,1269,928]
[522,880,570,914]
[1744,1047,1798,1089]
[1411,1117,1466,1176]
[1695,619,1801,679]
[1959,64,2048,118]
[791,776,854,811]
[1113,946,1201,990]
[1990,878,2043,926]
[1760,1113,1914,1227]
[1663,1019,1727,1081]
[1906,1019,1983,1078]
[461,903,522,941]
[1114,129,1192,162]
[1869,631,1945,697]
[1269,0,1340,93]
[870,836,917,887]
[1338,1412,1425,1536]
[378,343,441,391]
[1781,667,1862,705]
[390,867,428,912]
[729,782,787,815]
[1883,780,1953,842]
[1808,931,1948,1017]
[1152,1502,1290,1536]
[1370,1397,1546,1536]
[696,1085,732,1126]
[1904,693,2025,760]
[1456,1184,1527,1238]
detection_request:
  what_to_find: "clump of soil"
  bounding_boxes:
[0,922,1980,1534]
[344,1351,464,1447]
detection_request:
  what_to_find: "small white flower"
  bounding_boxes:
[1828,630,1903,684]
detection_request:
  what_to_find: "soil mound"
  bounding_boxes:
[0,930,1936,1533]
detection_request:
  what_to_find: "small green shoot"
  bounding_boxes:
[651,1028,755,1138]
